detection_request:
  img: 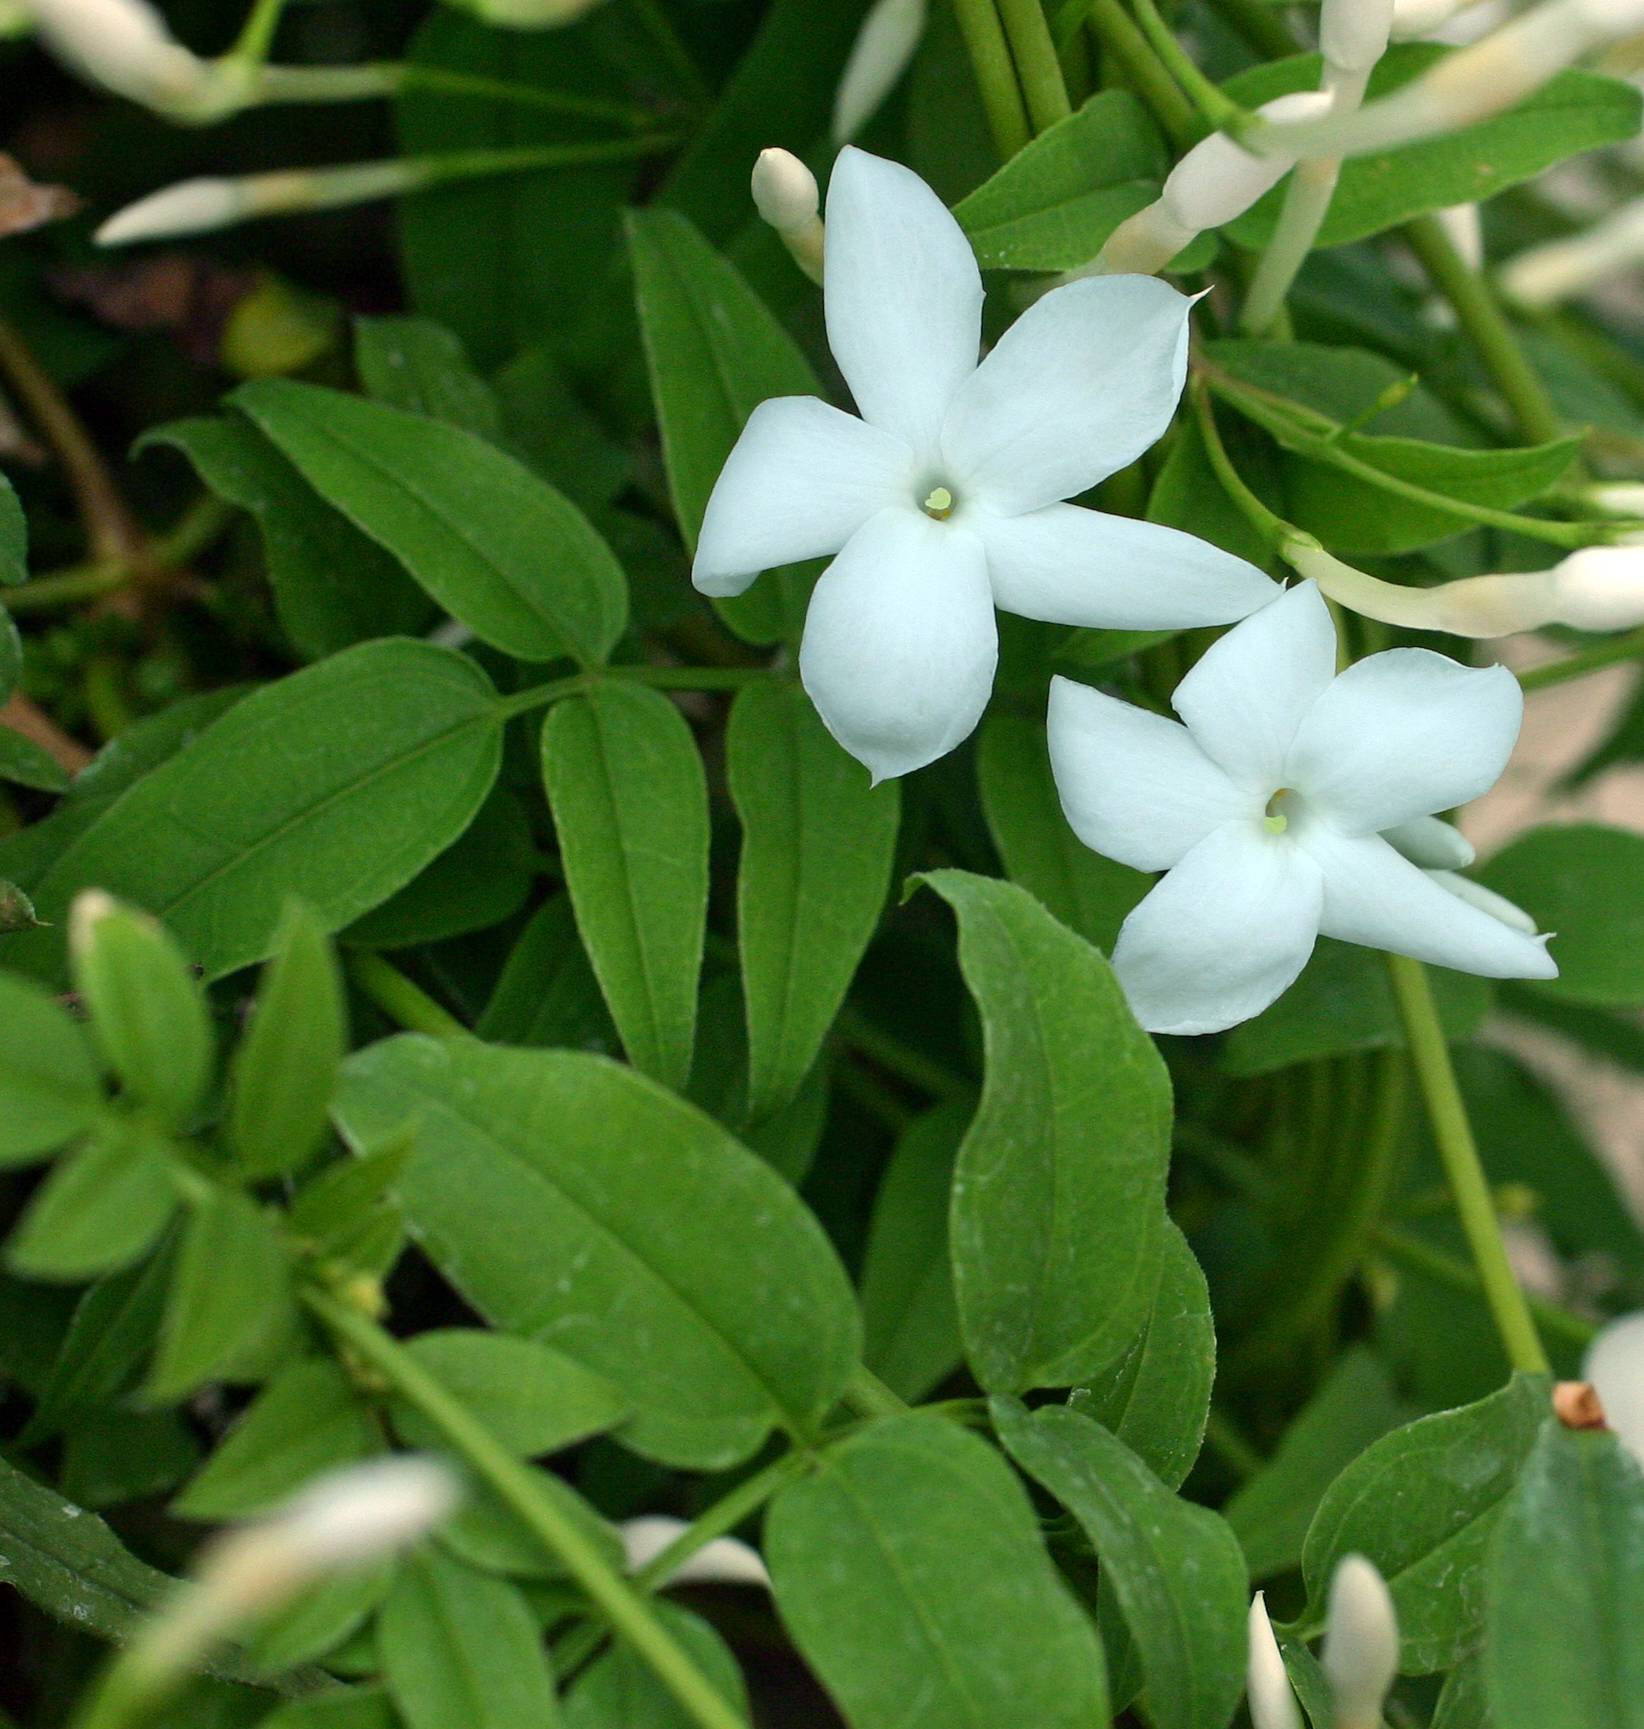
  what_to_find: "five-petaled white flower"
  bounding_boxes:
[694,146,1279,781]
[1048,581,1558,1035]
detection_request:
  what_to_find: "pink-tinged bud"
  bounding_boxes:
[1247,1594,1304,1729]
[752,148,825,283]
[1321,0,1395,73]
[1322,1555,1400,1729]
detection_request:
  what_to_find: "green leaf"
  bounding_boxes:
[1434,1654,1488,1729]
[564,1601,749,1728]
[1072,1221,1215,1491]
[440,1467,619,1581]
[476,894,616,1054]
[71,896,212,1129]
[141,417,431,662]
[1224,47,1643,248]
[355,315,501,438]
[627,207,821,645]
[0,606,18,707]
[60,1408,198,1511]
[0,971,104,1167]
[955,90,1164,271]
[0,726,71,793]
[173,1359,376,1520]
[0,1453,323,1689]
[259,1689,396,1729]
[243,1563,394,1678]
[379,1549,560,1729]
[859,1101,966,1403]
[145,1189,295,1403]
[397,12,632,370]
[335,1037,860,1469]
[235,380,628,668]
[977,712,1147,954]
[541,680,709,1092]
[918,871,1172,1392]
[4,639,504,986]
[728,681,899,1120]
[390,1329,630,1456]
[1223,939,1489,1075]
[995,1399,1248,1729]
[766,1413,1109,1729]
[342,787,535,950]
[0,471,25,585]
[1302,1373,1548,1673]
[228,904,345,1180]
[1224,1348,1405,1581]
[1481,824,1644,1004]
[6,1121,177,1282]
[1487,1422,1644,1729]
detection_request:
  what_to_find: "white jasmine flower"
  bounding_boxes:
[1247,1593,1304,1729]
[695,147,1278,780]
[1322,1555,1400,1729]
[1584,1312,1644,1465]
[1047,582,1557,1035]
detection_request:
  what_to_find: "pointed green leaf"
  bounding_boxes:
[0,971,104,1167]
[7,1122,177,1282]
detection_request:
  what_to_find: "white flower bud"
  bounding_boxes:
[1428,871,1542,934]
[620,1515,770,1588]
[1321,0,1396,74]
[1383,814,1476,870]
[137,1458,456,1681]
[1585,483,1644,517]
[751,148,825,283]
[1585,1311,1644,1466]
[1500,198,1644,309]
[1389,0,1471,37]
[1247,1594,1304,1729]
[1162,92,1334,232]
[833,0,927,144]
[23,0,209,110]
[1322,1555,1400,1729]
[1437,202,1483,272]
[95,177,243,246]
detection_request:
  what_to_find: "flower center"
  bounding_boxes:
[1263,788,1294,835]
[921,484,955,521]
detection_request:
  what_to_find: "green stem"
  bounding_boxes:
[618,665,776,693]
[1082,0,1196,144]
[1384,955,1550,1375]
[303,1290,745,1729]
[995,0,1073,132]
[625,0,711,105]
[1375,1226,1597,1350]
[1205,0,1295,56]
[841,1364,911,1420]
[227,0,291,65]
[382,62,656,130]
[834,1007,973,1101]
[344,952,468,1040]
[953,0,1034,158]
[7,496,237,614]
[1518,625,1644,692]
[1128,0,1241,126]
[1404,215,1566,449]
[1189,380,1291,552]
[553,1450,807,1678]
[1241,156,1342,335]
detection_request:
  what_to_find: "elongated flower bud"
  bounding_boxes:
[1288,539,1644,638]
[620,1515,770,1588]
[448,0,607,23]
[1322,1555,1399,1729]
[1585,1311,1644,1464]
[1091,91,1332,276]
[1321,0,1395,75]
[1247,1594,1304,1729]
[751,148,825,283]
[22,0,209,110]
[1389,0,1474,37]
[1500,198,1644,309]
[1384,814,1476,870]
[833,0,927,143]
[1428,871,1542,934]
[138,1458,456,1679]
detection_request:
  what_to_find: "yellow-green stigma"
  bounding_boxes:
[1263,788,1293,835]
[922,484,954,520]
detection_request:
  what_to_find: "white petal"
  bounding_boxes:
[1172,582,1338,793]
[1585,1313,1644,1468]
[1112,824,1325,1035]
[799,507,996,781]
[1285,648,1522,834]
[1383,814,1476,870]
[693,396,915,597]
[1047,676,1253,872]
[1300,824,1557,978]
[824,147,982,461]
[974,505,1279,628]
[941,275,1193,515]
